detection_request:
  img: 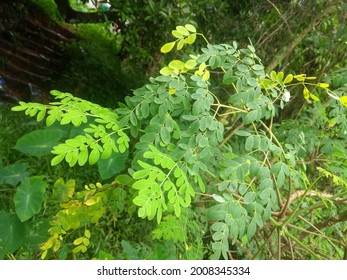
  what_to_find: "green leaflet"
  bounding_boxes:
[9,24,345,260]
[132,145,195,223]
[152,214,187,242]
[12,91,130,167]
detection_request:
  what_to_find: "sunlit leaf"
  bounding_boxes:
[168,60,185,70]
[185,34,196,44]
[160,41,175,53]
[310,93,320,101]
[172,30,183,39]
[340,96,347,107]
[318,83,329,88]
[270,71,277,81]
[202,70,210,81]
[184,24,196,33]
[294,74,306,81]
[276,71,284,83]
[89,148,100,165]
[284,74,293,84]
[176,39,185,50]
[51,153,65,166]
[168,88,176,95]
[176,25,189,36]
[185,59,197,70]
[160,66,173,76]
[53,178,75,203]
[303,87,310,99]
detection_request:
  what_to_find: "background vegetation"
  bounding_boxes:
[0,0,346,260]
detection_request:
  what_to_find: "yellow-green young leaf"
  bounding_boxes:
[46,114,56,127]
[276,71,284,83]
[51,153,65,166]
[36,109,46,122]
[78,146,88,166]
[258,78,277,89]
[318,83,329,88]
[160,66,173,76]
[73,237,84,246]
[83,238,90,246]
[40,239,53,251]
[72,246,81,254]
[89,148,100,165]
[340,96,347,107]
[53,178,75,203]
[160,41,175,53]
[168,60,185,71]
[84,229,91,239]
[202,70,210,81]
[81,245,87,253]
[284,74,293,84]
[176,38,185,50]
[41,250,48,260]
[195,70,203,76]
[185,34,196,44]
[168,88,176,95]
[184,59,197,70]
[310,93,320,101]
[172,30,183,39]
[85,198,97,206]
[294,74,306,81]
[303,87,310,99]
[270,71,277,81]
[328,118,337,128]
[176,25,189,36]
[11,102,27,112]
[199,62,207,72]
[53,240,61,252]
[185,24,196,33]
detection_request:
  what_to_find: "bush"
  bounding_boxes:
[5,25,347,260]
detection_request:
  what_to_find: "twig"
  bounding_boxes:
[265,1,340,72]
[218,122,244,148]
[265,0,292,35]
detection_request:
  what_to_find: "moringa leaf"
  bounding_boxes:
[160,41,175,53]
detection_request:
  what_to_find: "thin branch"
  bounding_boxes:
[277,227,281,260]
[296,211,347,242]
[278,177,293,221]
[284,230,322,259]
[265,1,340,72]
[265,0,292,35]
[252,227,276,259]
[218,122,244,148]
[281,210,347,258]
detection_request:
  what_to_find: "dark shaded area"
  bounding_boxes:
[0,1,75,103]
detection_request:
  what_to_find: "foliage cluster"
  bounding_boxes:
[2,24,346,260]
